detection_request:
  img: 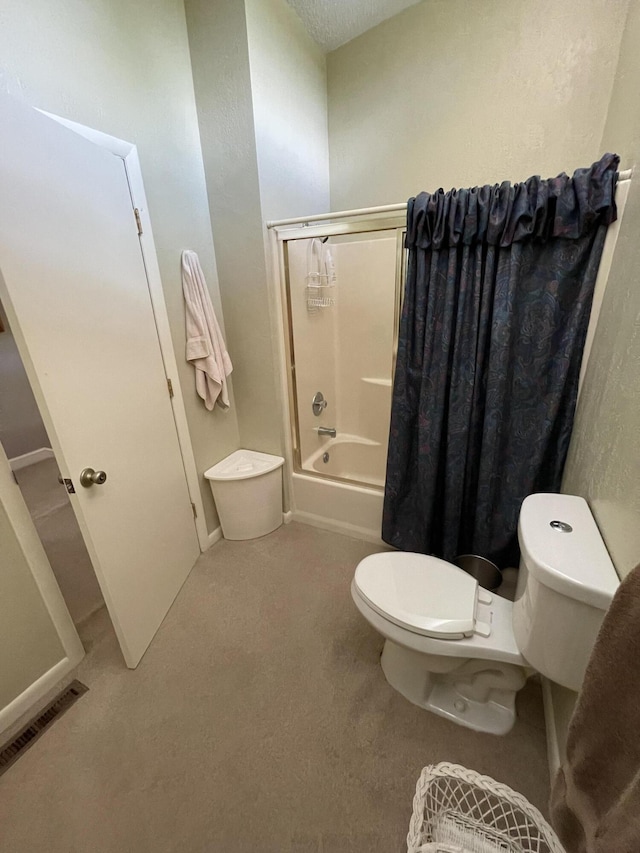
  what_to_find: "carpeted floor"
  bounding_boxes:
[0,522,550,852]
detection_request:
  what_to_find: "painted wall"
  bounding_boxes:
[0,0,240,533]
[327,0,629,210]
[563,0,640,581]
[185,0,281,456]
[185,0,329,457]
[245,0,330,221]
[0,302,50,459]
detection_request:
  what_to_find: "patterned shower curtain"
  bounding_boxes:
[382,153,619,567]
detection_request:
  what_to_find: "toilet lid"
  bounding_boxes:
[354,552,479,639]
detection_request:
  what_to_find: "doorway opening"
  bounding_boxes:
[0,298,114,645]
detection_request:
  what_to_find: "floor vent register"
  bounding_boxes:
[0,680,88,777]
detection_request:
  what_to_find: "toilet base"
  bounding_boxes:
[380,640,527,735]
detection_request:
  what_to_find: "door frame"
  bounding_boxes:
[39,111,209,551]
[0,443,84,735]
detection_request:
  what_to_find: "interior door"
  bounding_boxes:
[0,93,200,667]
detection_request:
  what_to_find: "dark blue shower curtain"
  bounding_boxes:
[382,154,619,567]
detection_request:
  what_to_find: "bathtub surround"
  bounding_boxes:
[383,156,619,567]
[286,232,398,487]
[271,217,406,541]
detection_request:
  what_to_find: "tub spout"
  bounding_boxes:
[317,426,337,438]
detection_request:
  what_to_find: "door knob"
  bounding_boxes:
[79,467,107,488]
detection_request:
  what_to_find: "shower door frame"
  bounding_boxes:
[272,215,407,493]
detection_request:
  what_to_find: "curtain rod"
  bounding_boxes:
[266,169,633,229]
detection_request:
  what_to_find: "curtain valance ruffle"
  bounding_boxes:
[406,153,619,250]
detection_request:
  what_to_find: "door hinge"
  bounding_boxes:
[167,378,174,398]
[191,501,197,519]
[134,207,143,236]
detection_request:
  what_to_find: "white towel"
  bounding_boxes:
[181,250,232,411]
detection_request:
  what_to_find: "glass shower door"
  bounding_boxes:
[285,227,403,489]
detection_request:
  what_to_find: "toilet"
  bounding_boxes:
[352,493,619,735]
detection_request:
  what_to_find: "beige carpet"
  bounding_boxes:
[0,522,550,852]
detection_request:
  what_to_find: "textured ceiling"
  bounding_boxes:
[285,0,423,52]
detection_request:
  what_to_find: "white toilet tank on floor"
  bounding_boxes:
[512,494,619,692]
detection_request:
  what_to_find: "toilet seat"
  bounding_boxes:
[354,552,493,640]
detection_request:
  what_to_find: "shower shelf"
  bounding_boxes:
[362,377,392,387]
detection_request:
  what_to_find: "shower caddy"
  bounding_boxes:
[305,237,336,311]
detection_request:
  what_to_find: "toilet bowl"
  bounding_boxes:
[352,494,620,735]
[352,553,527,734]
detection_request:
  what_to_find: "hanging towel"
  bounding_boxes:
[550,562,640,852]
[181,250,232,411]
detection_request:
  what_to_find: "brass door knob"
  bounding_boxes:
[79,467,107,488]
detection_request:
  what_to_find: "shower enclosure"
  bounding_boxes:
[271,212,407,540]
[270,172,631,543]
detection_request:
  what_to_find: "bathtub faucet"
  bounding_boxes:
[317,426,337,438]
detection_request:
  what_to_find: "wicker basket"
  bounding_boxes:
[407,763,565,853]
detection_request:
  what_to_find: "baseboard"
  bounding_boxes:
[542,676,560,782]
[9,447,54,471]
[207,513,293,545]
[0,655,77,737]
[206,526,223,550]
[291,510,385,545]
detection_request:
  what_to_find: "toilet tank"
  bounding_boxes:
[512,494,619,692]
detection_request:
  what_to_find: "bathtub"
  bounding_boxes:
[291,435,386,543]
[302,435,386,489]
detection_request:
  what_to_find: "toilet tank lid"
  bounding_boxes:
[204,449,284,481]
[519,493,619,610]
